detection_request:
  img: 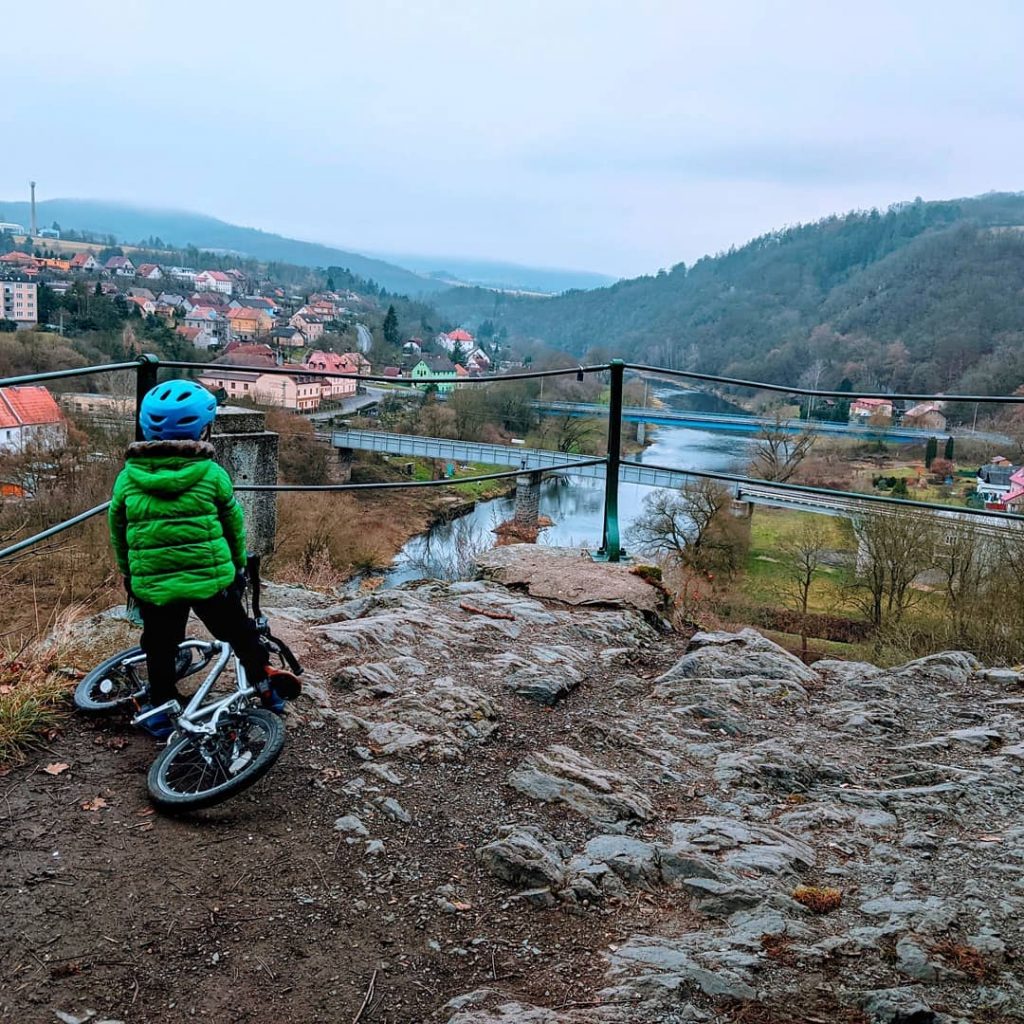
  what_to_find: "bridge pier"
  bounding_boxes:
[514,471,543,528]
[636,421,646,445]
[335,447,354,483]
[211,406,279,556]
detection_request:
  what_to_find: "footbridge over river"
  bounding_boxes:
[329,428,1016,542]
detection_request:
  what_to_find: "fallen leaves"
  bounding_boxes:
[81,796,108,812]
[44,762,70,775]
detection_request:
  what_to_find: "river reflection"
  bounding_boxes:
[386,383,757,585]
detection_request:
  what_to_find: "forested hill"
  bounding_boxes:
[436,193,1024,395]
[0,199,438,297]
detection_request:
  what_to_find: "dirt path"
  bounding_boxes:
[0,585,684,1024]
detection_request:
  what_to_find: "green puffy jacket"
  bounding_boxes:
[108,439,246,606]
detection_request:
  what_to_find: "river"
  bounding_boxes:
[385,383,758,584]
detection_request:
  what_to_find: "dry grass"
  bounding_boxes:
[931,939,995,981]
[791,885,843,914]
[269,490,435,587]
[0,604,140,765]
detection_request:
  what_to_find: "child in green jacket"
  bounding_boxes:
[109,379,298,737]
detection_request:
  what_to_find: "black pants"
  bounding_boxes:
[137,591,268,706]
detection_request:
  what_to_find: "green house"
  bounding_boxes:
[411,354,457,393]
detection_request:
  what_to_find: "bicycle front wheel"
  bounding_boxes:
[74,646,196,714]
[147,709,285,812]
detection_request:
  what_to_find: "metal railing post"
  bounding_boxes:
[599,359,624,561]
[134,354,160,441]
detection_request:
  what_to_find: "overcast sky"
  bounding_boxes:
[2,0,1022,277]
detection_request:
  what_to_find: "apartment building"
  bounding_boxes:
[1,280,38,327]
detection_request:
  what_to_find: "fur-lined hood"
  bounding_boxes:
[125,439,215,460]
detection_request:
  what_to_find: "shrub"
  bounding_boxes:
[792,885,842,913]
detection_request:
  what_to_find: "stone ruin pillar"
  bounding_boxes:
[514,471,542,528]
[210,406,279,556]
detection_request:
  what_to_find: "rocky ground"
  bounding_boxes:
[2,548,1023,1023]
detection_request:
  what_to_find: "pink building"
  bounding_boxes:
[304,351,359,400]
[1,281,38,327]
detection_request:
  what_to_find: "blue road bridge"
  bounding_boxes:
[531,400,1009,445]
[328,428,1018,540]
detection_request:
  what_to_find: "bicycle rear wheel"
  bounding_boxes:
[147,708,285,812]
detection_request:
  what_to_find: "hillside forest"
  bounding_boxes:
[436,193,1024,398]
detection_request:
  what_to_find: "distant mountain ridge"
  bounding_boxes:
[435,192,1024,396]
[0,198,441,296]
[0,198,611,298]
[368,252,616,294]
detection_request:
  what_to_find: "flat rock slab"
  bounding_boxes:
[476,545,665,616]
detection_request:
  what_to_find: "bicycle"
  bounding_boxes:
[74,556,303,811]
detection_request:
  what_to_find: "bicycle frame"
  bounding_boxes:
[132,639,255,739]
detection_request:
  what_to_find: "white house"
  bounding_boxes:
[104,256,136,277]
[0,386,67,454]
[194,270,233,296]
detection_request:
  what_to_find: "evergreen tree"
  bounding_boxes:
[382,304,400,346]
[944,436,955,461]
[925,436,938,468]
[326,275,336,292]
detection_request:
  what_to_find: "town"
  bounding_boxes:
[0,232,498,416]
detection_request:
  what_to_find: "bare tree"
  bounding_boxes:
[751,416,816,482]
[780,518,834,658]
[850,512,934,627]
[933,520,987,642]
[536,414,597,454]
[629,479,744,572]
[781,519,834,617]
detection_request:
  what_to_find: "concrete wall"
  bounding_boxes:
[211,406,278,556]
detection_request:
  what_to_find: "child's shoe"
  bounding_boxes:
[135,705,173,739]
[265,667,302,699]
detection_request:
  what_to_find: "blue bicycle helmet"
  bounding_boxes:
[139,379,217,440]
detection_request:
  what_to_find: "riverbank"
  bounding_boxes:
[268,454,517,590]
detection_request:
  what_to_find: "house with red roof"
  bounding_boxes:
[304,351,363,400]
[0,386,66,453]
[136,263,163,281]
[219,342,276,366]
[69,252,100,272]
[435,328,474,355]
[849,397,893,422]
[0,251,37,266]
[194,270,233,296]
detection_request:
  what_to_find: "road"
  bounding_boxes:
[305,385,415,423]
